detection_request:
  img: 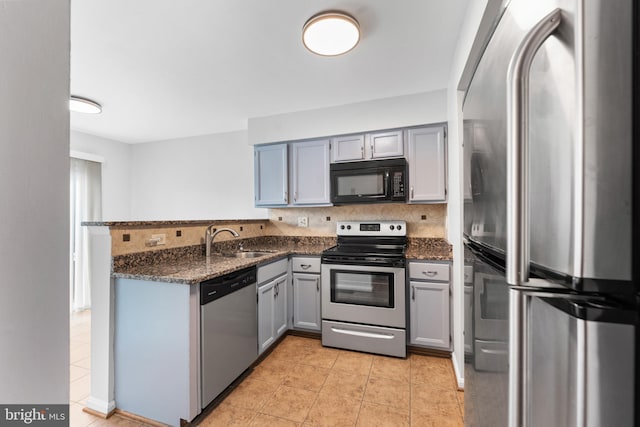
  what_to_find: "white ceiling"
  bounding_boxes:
[70,1,469,144]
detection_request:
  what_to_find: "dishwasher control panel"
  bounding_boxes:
[200,266,257,305]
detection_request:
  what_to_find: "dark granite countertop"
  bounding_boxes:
[112,239,333,285]
[112,236,452,285]
[83,219,268,227]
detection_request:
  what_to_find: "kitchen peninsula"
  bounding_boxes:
[84,216,452,425]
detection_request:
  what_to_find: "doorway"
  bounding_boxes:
[69,155,102,312]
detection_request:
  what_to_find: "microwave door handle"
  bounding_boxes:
[384,171,389,197]
[506,9,562,427]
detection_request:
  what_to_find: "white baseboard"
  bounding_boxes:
[85,396,116,416]
[451,351,464,389]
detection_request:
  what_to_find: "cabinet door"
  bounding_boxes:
[258,280,275,354]
[255,144,288,206]
[368,130,404,159]
[331,134,365,162]
[292,273,321,331]
[292,139,331,205]
[273,275,288,339]
[407,126,447,202]
[409,281,450,349]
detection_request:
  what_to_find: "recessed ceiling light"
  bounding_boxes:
[69,96,102,114]
[302,12,360,56]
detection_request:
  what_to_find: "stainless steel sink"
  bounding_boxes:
[221,251,275,259]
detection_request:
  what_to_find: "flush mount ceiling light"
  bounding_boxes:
[302,11,360,56]
[69,95,102,114]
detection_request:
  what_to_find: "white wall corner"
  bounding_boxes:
[87,226,116,414]
[451,351,465,390]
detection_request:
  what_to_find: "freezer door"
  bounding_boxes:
[513,290,636,427]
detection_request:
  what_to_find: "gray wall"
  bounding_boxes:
[130,130,267,220]
[71,130,133,220]
[0,0,70,404]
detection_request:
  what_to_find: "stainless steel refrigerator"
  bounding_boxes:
[462,0,639,426]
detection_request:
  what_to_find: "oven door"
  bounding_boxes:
[321,263,405,328]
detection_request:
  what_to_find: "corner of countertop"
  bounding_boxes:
[406,237,452,260]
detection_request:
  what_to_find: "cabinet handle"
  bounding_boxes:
[301,264,311,270]
[284,191,288,202]
[370,142,374,158]
[294,192,297,202]
[317,280,319,292]
[410,187,414,199]
[360,145,364,159]
[412,285,415,301]
[422,271,438,277]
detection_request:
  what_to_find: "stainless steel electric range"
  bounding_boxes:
[321,220,407,358]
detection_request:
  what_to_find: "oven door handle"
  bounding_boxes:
[330,326,395,340]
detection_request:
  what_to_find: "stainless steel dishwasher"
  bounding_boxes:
[200,266,257,409]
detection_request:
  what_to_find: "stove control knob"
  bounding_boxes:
[340,225,345,230]
[346,225,352,230]
[390,225,395,230]
[397,225,402,231]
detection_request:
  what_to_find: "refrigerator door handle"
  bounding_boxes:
[506,7,562,288]
[505,10,562,427]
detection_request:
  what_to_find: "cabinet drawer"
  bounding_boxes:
[291,257,320,273]
[409,262,450,281]
[257,258,288,285]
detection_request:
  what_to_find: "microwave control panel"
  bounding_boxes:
[392,171,405,197]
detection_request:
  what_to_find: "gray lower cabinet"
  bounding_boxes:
[258,275,288,354]
[257,259,289,354]
[408,261,451,350]
[291,256,321,331]
[114,278,200,425]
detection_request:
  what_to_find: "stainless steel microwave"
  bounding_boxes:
[330,158,407,204]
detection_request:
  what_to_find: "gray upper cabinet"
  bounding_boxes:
[368,129,404,159]
[330,134,365,162]
[254,144,288,206]
[291,139,331,205]
[407,125,447,203]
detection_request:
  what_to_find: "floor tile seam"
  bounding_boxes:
[69,372,91,382]
[361,395,410,415]
[298,383,322,425]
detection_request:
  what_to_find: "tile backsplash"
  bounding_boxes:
[266,204,446,237]
[108,204,446,256]
[110,221,269,256]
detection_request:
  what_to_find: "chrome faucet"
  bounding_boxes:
[205,226,239,257]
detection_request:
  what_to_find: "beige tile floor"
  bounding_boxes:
[200,336,464,426]
[70,311,464,427]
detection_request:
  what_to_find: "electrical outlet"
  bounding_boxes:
[151,233,166,245]
[297,217,308,227]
